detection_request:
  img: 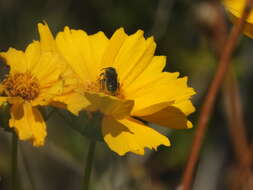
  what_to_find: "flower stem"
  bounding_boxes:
[83,140,96,190]
[11,132,18,190]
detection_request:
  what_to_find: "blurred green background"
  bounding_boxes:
[1,0,253,189]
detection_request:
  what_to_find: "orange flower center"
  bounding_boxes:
[3,73,40,101]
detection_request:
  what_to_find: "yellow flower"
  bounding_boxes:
[56,27,196,155]
[0,23,65,146]
[223,0,253,38]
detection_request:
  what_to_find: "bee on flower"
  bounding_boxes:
[99,67,120,96]
[53,26,196,155]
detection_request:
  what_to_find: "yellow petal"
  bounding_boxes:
[242,22,253,38]
[172,100,195,116]
[7,97,24,104]
[1,35,63,86]
[223,0,253,23]
[29,51,63,85]
[223,0,253,38]
[53,92,90,115]
[25,23,64,83]
[9,103,47,146]
[101,28,128,68]
[0,48,27,74]
[131,102,172,116]
[85,91,134,119]
[25,41,41,71]
[66,29,105,80]
[0,97,8,105]
[88,31,109,76]
[113,32,156,88]
[141,106,193,129]
[56,27,104,82]
[130,76,195,116]
[38,22,56,52]
[228,15,253,38]
[32,80,64,106]
[124,56,178,95]
[102,117,170,155]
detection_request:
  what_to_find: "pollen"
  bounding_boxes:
[83,79,125,99]
[84,81,100,93]
[3,73,40,101]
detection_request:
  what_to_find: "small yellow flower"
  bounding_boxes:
[0,23,65,146]
[56,27,196,155]
[223,0,253,38]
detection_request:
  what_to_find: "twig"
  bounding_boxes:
[223,70,252,169]
[223,69,253,190]
[181,1,253,189]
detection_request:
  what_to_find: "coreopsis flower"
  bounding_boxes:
[0,23,66,146]
[223,0,253,38]
[55,27,196,155]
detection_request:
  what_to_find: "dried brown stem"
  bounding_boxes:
[181,1,253,190]
[223,70,253,190]
[223,70,252,169]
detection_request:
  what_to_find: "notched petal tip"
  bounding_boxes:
[0,48,22,59]
[0,48,27,74]
[135,29,144,36]
[115,27,125,34]
[64,26,71,33]
[9,103,47,147]
[38,22,55,52]
[141,105,193,130]
[102,117,170,156]
[32,140,44,147]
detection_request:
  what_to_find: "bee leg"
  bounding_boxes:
[114,82,120,95]
[100,78,106,91]
[99,72,104,77]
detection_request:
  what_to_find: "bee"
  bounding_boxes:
[99,67,120,95]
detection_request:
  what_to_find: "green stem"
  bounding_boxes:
[11,132,18,190]
[20,145,37,190]
[83,140,96,190]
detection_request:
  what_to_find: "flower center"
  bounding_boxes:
[3,73,40,101]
